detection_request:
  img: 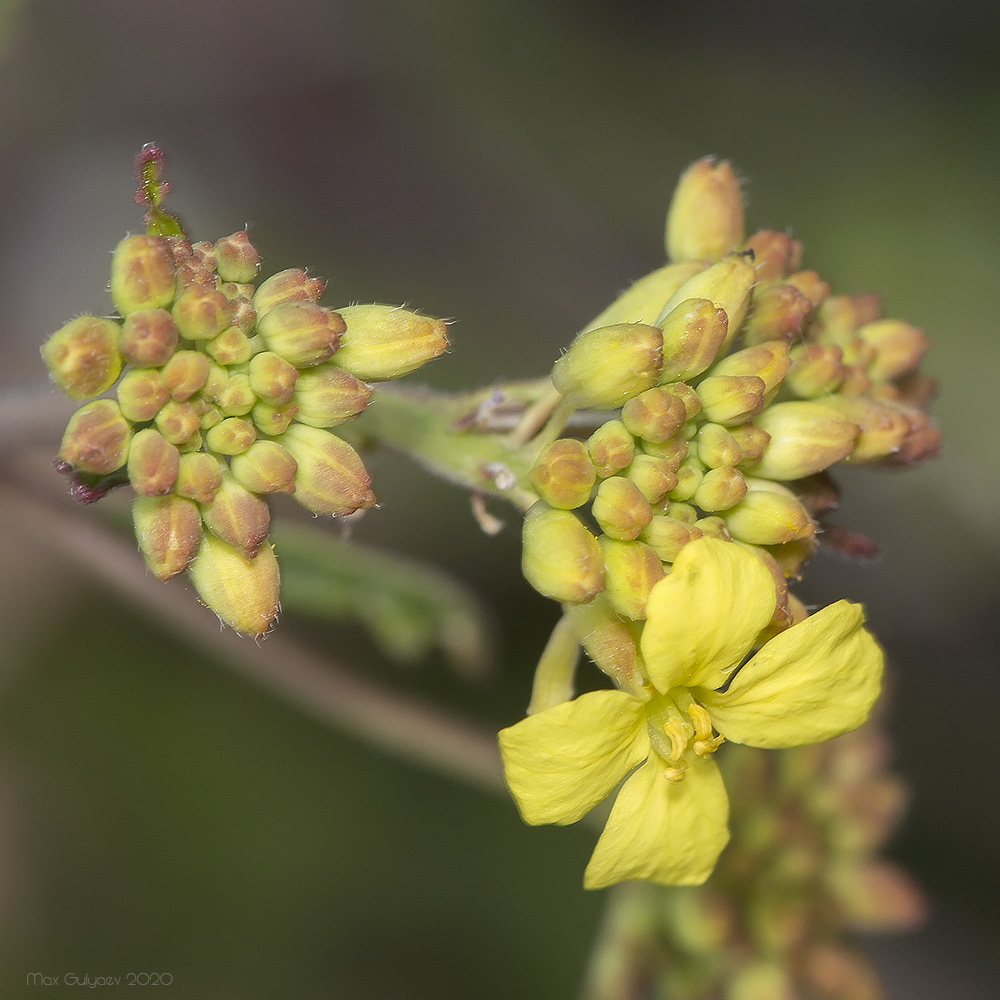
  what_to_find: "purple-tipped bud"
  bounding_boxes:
[204,416,257,455]
[249,351,299,405]
[230,441,298,495]
[599,537,664,620]
[161,350,211,401]
[592,476,653,541]
[214,231,260,284]
[697,375,766,426]
[118,309,179,367]
[110,235,176,315]
[293,364,374,428]
[200,470,270,557]
[278,424,376,516]
[58,399,132,475]
[587,419,635,478]
[257,301,344,368]
[746,401,859,480]
[133,495,203,581]
[116,368,170,422]
[41,316,123,400]
[175,452,224,504]
[127,427,180,496]
[521,501,604,603]
[693,466,748,512]
[334,305,449,381]
[640,514,702,563]
[251,401,298,436]
[205,327,253,366]
[528,438,597,509]
[154,399,202,446]
[665,158,746,264]
[172,284,233,341]
[253,268,327,318]
[620,387,687,444]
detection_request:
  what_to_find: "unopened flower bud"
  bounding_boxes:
[551,323,663,409]
[257,301,344,368]
[640,514,702,562]
[729,422,770,464]
[334,304,448,380]
[641,432,689,471]
[661,380,702,421]
[666,158,745,264]
[746,401,859,480]
[253,268,327,318]
[599,537,664,620]
[885,408,942,466]
[248,351,299,405]
[133,495,202,581]
[566,595,645,689]
[697,422,742,468]
[154,399,202,446]
[694,515,731,541]
[188,532,280,636]
[278,424,376,516]
[110,235,176,315]
[707,340,790,405]
[625,453,678,504]
[116,309,177,367]
[528,438,597,509]
[190,240,218,272]
[784,270,830,309]
[584,261,706,330]
[214,231,260,284]
[786,343,845,398]
[116,367,170,422]
[743,229,802,281]
[694,465,748,512]
[205,416,257,455]
[58,399,132,474]
[161,350,210,401]
[620,387,686,443]
[172,284,233,341]
[200,469,270,557]
[819,395,910,463]
[521,501,604,603]
[41,316,123,399]
[697,375,766,426]
[587,419,635,478]
[215,373,257,416]
[723,487,815,544]
[293,364,373,427]
[230,440,298,495]
[668,457,703,502]
[856,319,929,381]
[127,427,180,496]
[226,293,257,333]
[206,326,253,366]
[657,297,729,381]
[837,363,874,397]
[175,451,223,504]
[742,283,815,345]
[592,476,653,541]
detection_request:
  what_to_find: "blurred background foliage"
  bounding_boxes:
[0,0,998,996]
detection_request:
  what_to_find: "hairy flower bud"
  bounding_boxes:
[200,469,270,557]
[697,423,742,469]
[665,157,745,264]
[278,424,376,516]
[205,326,254,366]
[625,454,678,504]
[58,399,132,474]
[248,351,299,405]
[592,476,654,541]
[528,438,597,509]
[118,309,179,367]
[587,419,636,478]
[746,401,859,480]
[41,316,123,399]
[127,427,180,496]
[253,268,327,318]
[110,235,176,315]
[521,501,604,603]
[257,301,344,368]
[599,537,664,620]
[743,229,802,281]
[154,399,202,446]
[657,298,729,382]
[172,284,233,341]
[742,283,815,346]
[293,364,373,427]
[116,367,170,422]
[230,441,298,495]
[331,304,449,381]
[133,495,202,581]
[214,231,260,284]
[175,451,223,504]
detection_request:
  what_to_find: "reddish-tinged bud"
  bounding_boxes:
[521,501,604,603]
[729,422,770,464]
[697,423,742,469]
[666,502,698,523]
[665,158,745,264]
[723,487,815,545]
[706,341,790,405]
[587,419,635,478]
[110,235,176,315]
[230,441,298,495]
[248,351,299,405]
[743,229,802,281]
[657,298,729,382]
[172,284,233,341]
[117,309,178,367]
[214,231,260,284]
[697,375,766,426]
[641,433,688,471]
[822,395,911,463]
[661,380,702,421]
[837,364,874,396]
[41,316,123,399]
[856,319,930,381]
[175,451,223,504]
[200,470,270,557]
[625,454,678,504]
[215,373,257,416]
[694,466,748,512]
[161,350,210,401]
[154,399,202,446]
[190,240,218,272]
[206,327,253,366]
[278,424,376,516]
[592,476,653,541]
[205,416,257,455]
[225,293,257,333]
[746,401,858,480]
[293,365,373,427]
[743,283,815,345]
[893,371,937,409]
[786,343,845,398]
[621,387,686,443]
[257,301,344,368]
[253,268,327,317]
[251,401,298,436]
[641,514,702,562]
[600,537,664,620]
[883,408,942,466]
[784,270,830,310]
[133,495,203,581]
[127,428,180,496]
[528,438,597,509]
[116,367,170,422]
[58,399,132,475]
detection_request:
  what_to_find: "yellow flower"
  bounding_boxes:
[499,538,883,889]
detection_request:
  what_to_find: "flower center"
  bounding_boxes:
[644,689,725,782]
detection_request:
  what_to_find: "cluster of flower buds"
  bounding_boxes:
[43,230,448,635]
[522,157,938,659]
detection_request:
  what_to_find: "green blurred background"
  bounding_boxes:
[1,0,998,996]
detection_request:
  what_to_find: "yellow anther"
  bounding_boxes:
[664,716,693,761]
[663,764,688,783]
[687,702,715,741]
[694,735,726,757]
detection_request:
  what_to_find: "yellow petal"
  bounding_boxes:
[639,538,776,693]
[499,690,648,826]
[698,601,884,747]
[583,753,730,889]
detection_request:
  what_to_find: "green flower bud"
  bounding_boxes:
[566,594,644,689]
[657,297,729,382]
[528,438,597,509]
[253,268,327,318]
[116,367,170,422]
[41,316,123,400]
[584,261,706,331]
[200,469,271,557]
[742,283,814,346]
[746,401,859,480]
[661,380,702,421]
[706,340,790,405]
[838,363,875,397]
[624,453,678,504]
[697,375,766,426]
[743,229,802,281]
[822,395,911,463]
[693,465,748,512]
[293,364,373,428]
[641,432,688,470]
[205,326,254,366]
[204,416,257,455]
[251,400,299,436]
[58,399,132,475]
[591,476,653,541]
[723,487,815,544]
[587,419,635,478]
[334,304,449,381]
[551,323,663,410]
[127,427,180,496]
[640,514,702,562]
[694,515,731,541]
[110,235,176,315]
[257,301,344,368]
[667,457,703,502]
[198,401,222,431]
[118,309,179,367]
[214,231,260,284]
[620,387,686,444]
[161,350,210,401]
[599,537,664,620]
[154,399,202,446]
[175,451,223,504]
[665,157,745,264]
[248,351,299,405]
[665,502,698,523]
[278,424,376,516]
[697,422,742,469]
[784,269,830,310]
[172,284,233,341]
[226,294,257,334]
[133,495,203,581]
[190,240,218,273]
[230,440,298,495]
[215,373,257,416]
[729,422,770,464]
[521,501,604,603]
[785,343,845,398]
[856,319,929,381]
[188,532,280,636]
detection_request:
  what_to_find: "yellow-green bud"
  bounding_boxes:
[214,231,260,284]
[641,432,688,470]
[697,375,766,426]
[172,284,233,341]
[521,501,604,603]
[665,158,745,264]
[41,316,123,400]
[188,532,280,636]
[856,319,929,381]
[697,423,742,468]
[666,502,698,524]
[333,304,448,381]
[640,514,702,562]
[625,454,678,504]
[161,350,210,401]
[661,380,702,421]
[694,466,748,512]
[204,416,257,455]
[786,343,845,398]
[110,235,176,316]
[278,424,376,516]
[200,470,271,557]
[528,438,597,509]
[257,301,345,368]
[293,365,374,428]
[695,515,731,541]
[743,229,802,281]
[599,537,664,620]
[154,399,202,446]
[251,401,298,436]
[198,401,222,431]
[205,326,254,366]
[566,594,644,689]
[583,261,706,331]
[746,401,859,480]
[226,294,257,334]
[118,309,179,367]
[784,269,830,309]
[248,351,299,405]
[127,428,180,496]
[838,363,875,397]
[707,341,790,405]
[252,268,327,318]
[133,495,203,581]
[58,399,132,475]
[723,487,815,544]
[175,451,223,504]
[657,297,729,382]
[587,419,635,478]
[668,457,704,502]
[742,283,814,346]
[116,367,170,422]
[215,373,257,417]
[620,387,686,444]
[822,395,911,463]
[592,476,653,541]
[230,441,298,495]
[729,422,770,464]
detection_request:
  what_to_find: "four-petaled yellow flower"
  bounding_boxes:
[499,538,884,889]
